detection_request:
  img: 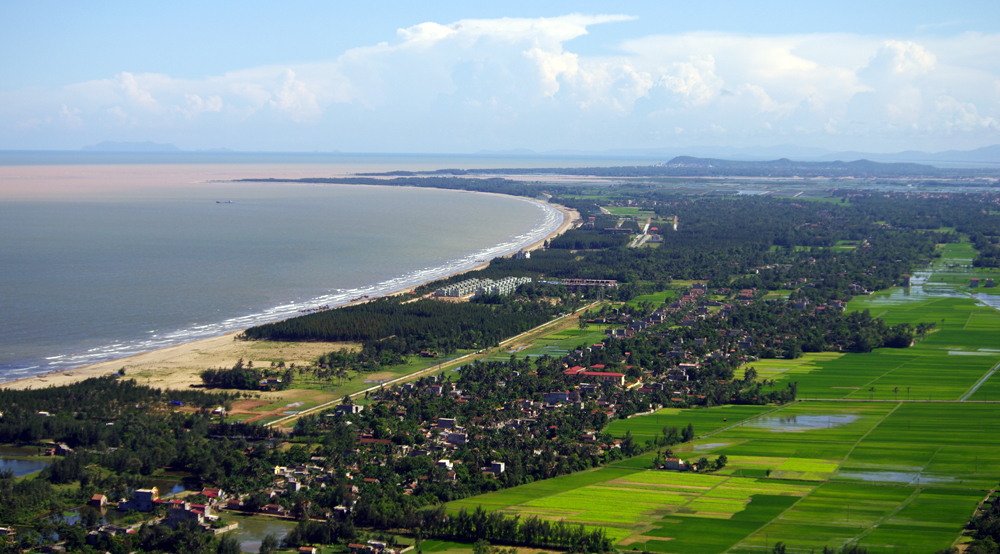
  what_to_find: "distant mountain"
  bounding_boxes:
[540,144,1000,167]
[664,156,941,176]
[81,141,182,152]
[819,145,1000,166]
[475,148,539,156]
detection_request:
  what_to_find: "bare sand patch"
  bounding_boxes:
[2,334,358,391]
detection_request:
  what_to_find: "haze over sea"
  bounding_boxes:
[0,152,576,383]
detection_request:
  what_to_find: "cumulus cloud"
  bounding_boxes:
[1,15,999,151]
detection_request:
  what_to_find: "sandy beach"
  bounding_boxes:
[2,195,579,391]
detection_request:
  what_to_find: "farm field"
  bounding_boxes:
[603,206,654,216]
[482,328,610,363]
[765,292,1000,401]
[627,290,677,308]
[451,399,997,553]
[923,242,1000,288]
[605,405,774,445]
[447,232,1000,553]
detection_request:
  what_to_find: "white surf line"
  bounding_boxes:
[960,359,1000,402]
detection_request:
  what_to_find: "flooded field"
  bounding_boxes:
[745,414,858,432]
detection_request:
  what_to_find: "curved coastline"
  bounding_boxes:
[1,190,578,390]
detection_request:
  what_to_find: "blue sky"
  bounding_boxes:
[3,0,999,153]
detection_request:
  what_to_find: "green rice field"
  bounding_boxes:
[446,234,1000,553]
[451,399,995,553]
[483,327,610,363]
[605,405,774,445]
[763,292,1000,401]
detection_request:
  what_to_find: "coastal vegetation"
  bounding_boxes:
[2,182,1000,554]
[239,296,580,352]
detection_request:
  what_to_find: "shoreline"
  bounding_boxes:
[1,193,578,391]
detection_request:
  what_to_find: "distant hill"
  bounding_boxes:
[664,156,940,176]
[360,156,973,179]
[81,141,182,152]
[819,144,1000,166]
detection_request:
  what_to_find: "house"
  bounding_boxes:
[490,461,506,475]
[200,488,226,501]
[211,406,226,417]
[163,501,216,529]
[579,372,626,386]
[88,494,107,508]
[663,458,689,471]
[544,391,579,404]
[437,459,453,470]
[563,365,586,375]
[446,432,467,445]
[261,504,286,515]
[335,404,364,415]
[437,418,457,429]
[299,548,318,554]
[119,487,159,512]
[259,378,282,390]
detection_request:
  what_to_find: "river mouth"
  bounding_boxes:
[745,414,858,432]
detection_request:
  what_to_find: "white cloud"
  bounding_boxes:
[270,70,321,122]
[1,15,998,152]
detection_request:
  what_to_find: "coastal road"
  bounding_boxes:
[265,300,602,428]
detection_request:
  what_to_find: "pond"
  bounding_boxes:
[224,514,298,553]
[746,414,858,432]
[0,446,50,477]
[0,457,49,477]
[145,478,195,497]
[53,505,134,526]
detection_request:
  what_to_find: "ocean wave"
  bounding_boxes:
[1,198,562,383]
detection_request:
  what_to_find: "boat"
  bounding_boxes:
[216,200,233,204]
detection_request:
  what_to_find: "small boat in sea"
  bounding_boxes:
[216,200,233,204]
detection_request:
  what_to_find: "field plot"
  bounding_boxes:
[481,328,610,363]
[768,293,1000,401]
[923,242,1000,288]
[603,206,654,216]
[836,403,1000,489]
[733,486,983,553]
[605,405,773,445]
[450,469,813,552]
[627,290,677,308]
[452,399,995,553]
[748,352,844,381]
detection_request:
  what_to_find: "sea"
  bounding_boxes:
[0,151,660,383]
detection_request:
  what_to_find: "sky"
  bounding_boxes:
[2,0,1000,154]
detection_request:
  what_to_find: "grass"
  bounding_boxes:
[605,405,773,445]
[626,290,677,308]
[765,294,1000,401]
[603,207,654,216]
[449,396,999,553]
